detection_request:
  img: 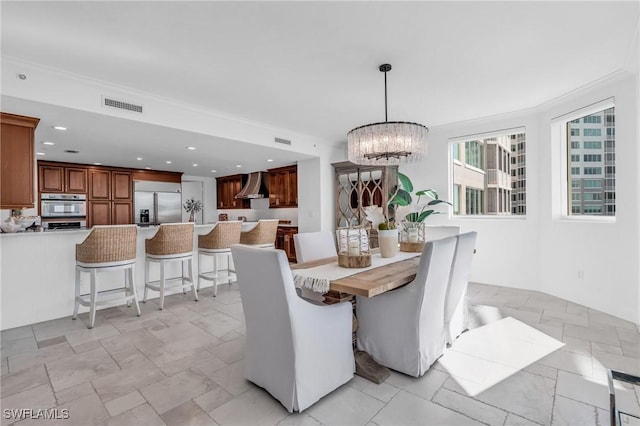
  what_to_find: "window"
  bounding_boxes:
[583,179,602,188]
[464,141,484,169]
[583,167,602,175]
[566,106,615,217]
[465,187,484,215]
[584,141,602,149]
[583,193,602,201]
[451,129,526,216]
[452,144,460,161]
[452,184,460,215]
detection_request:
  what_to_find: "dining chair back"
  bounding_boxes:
[356,236,457,377]
[444,231,478,345]
[231,245,354,412]
[293,231,337,263]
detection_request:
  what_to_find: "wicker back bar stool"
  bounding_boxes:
[143,223,198,309]
[197,221,242,296]
[239,219,279,248]
[73,225,140,329]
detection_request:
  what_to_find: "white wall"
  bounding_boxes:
[402,72,639,323]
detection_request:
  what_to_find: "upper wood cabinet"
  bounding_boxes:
[38,162,87,194]
[216,174,249,209]
[268,164,297,208]
[112,171,132,200]
[1,113,39,209]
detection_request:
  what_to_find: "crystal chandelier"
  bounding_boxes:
[347,64,428,165]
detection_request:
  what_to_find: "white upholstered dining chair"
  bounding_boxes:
[293,231,338,302]
[293,231,337,263]
[230,245,354,412]
[356,236,457,377]
[445,231,478,345]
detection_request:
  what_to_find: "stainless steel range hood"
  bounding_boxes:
[235,171,269,199]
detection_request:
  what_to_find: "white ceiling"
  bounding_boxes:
[1,1,638,177]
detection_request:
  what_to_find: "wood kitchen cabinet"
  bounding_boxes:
[216,174,249,209]
[88,201,111,226]
[275,226,298,262]
[89,169,112,200]
[87,169,132,227]
[38,162,87,194]
[1,113,39,209]
[268,164,297,208]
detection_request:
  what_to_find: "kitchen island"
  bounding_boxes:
[0,224,222,330]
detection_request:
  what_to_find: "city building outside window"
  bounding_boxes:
[451,128,526,216]
[566,106,615,217]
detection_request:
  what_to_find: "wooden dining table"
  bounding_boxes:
[291,252,422,383]
[290,253,420,298]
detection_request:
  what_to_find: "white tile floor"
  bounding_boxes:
[1,282,639,426]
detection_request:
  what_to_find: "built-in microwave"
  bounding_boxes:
[40,193,87,218]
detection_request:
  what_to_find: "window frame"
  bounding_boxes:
[448,126,527,220]
[554,97,615,223]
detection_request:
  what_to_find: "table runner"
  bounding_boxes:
[292,251,420,293]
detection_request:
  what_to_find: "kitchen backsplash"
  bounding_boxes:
[216,207,298,225]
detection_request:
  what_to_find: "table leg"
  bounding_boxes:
[323,289,391,384]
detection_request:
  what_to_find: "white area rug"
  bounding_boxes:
[438,317,565,397]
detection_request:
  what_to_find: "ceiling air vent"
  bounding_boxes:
[103,97,143,113]
[274,137,291,145]
[64,149,79,154]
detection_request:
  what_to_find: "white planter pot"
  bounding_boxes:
[378,229,399,258]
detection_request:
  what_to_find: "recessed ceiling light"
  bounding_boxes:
[166,161,172,164]
[36,152,45,156]
[42,141,55,146]
[266,159,273,162]
[186,146,196,150]
[136,157,142,161]
[145,166,152,170]
[52,126,67,131]
[193,163,198,167]
[236,165,242,168]
[211,170,217,173]
[93,162,102,165]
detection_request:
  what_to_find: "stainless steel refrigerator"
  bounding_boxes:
[133,181,182,225]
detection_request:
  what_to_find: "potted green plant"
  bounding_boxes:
[394,175,452,251]
[183,198,203,223]
[363,172,413,258]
